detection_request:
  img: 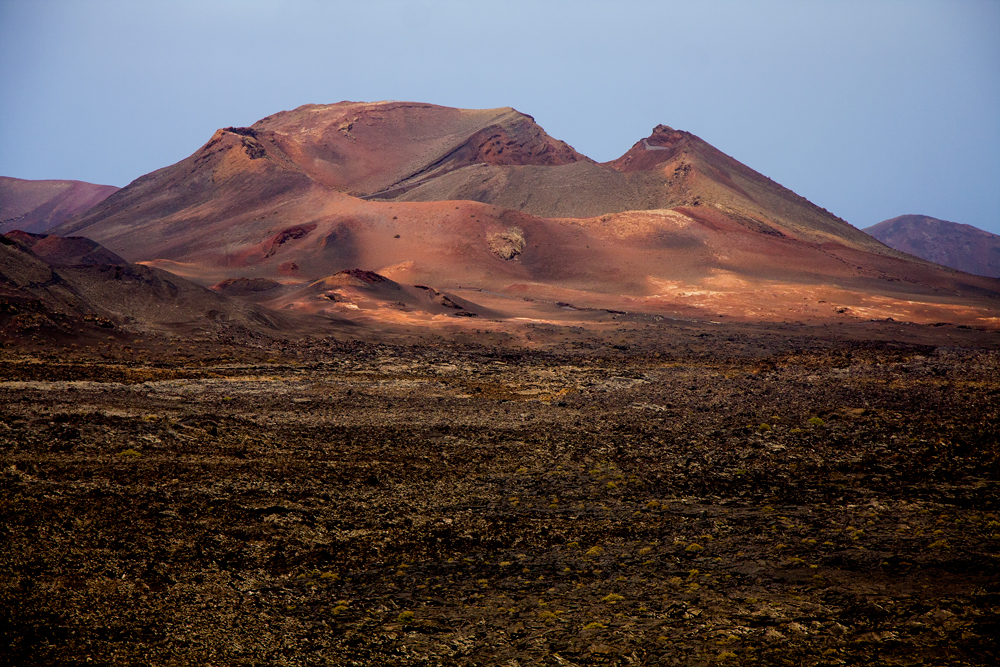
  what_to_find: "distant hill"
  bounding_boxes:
[865,215,1000,278]
[0,176,119,234]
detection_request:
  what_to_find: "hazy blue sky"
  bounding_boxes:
[1,0,998,232]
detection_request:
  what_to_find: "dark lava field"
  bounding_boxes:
[1,322,999,666]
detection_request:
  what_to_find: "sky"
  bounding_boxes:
[1,0,998,233]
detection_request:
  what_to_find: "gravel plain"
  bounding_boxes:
[2,322,999,666]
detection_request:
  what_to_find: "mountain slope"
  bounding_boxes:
[253,101,587,197]
[53,124,322,261]
[0,233,293,340]
[4,230,126,266]
[865,215,1000,278]
[0,176,119,234]
[53,101,895,273]
[55,102,586,257]
[381,123,891,253]
[49,102,1000,328]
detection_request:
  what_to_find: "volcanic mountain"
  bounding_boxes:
[383,123,889,252]
[52,101,1000,328]
[865,215,1000,279]
[1,176,119,234]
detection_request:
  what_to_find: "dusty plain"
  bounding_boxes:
[2,318,998,666]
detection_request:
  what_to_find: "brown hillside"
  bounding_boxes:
[0,233,300,341]
[865,215,1000,278]
[54,125,321,261]
[4,230,126,266]
[0,176,118,234]
[387,123,893,254]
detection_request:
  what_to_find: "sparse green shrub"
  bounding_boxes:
[118,448,141,458]
[602,593,624,603]
[397,610,415,624]
[583,621,606,630]
[808,417,824,426]
[685,543,704,553]
[585,546,604,557]
[758,423,771,433]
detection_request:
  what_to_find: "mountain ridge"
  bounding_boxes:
[55,101,894,260]
[49,101,1000,329]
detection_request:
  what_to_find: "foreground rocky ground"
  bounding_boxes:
[1,321,998,666]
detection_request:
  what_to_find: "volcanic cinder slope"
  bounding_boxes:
[866,215,1000,279]
[4,230,127,266]
[0,232,294,343]
[0,176,119,234]
[54,101,1000,329]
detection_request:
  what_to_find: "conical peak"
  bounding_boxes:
[606,124,689,172]
[646,124,687,149]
